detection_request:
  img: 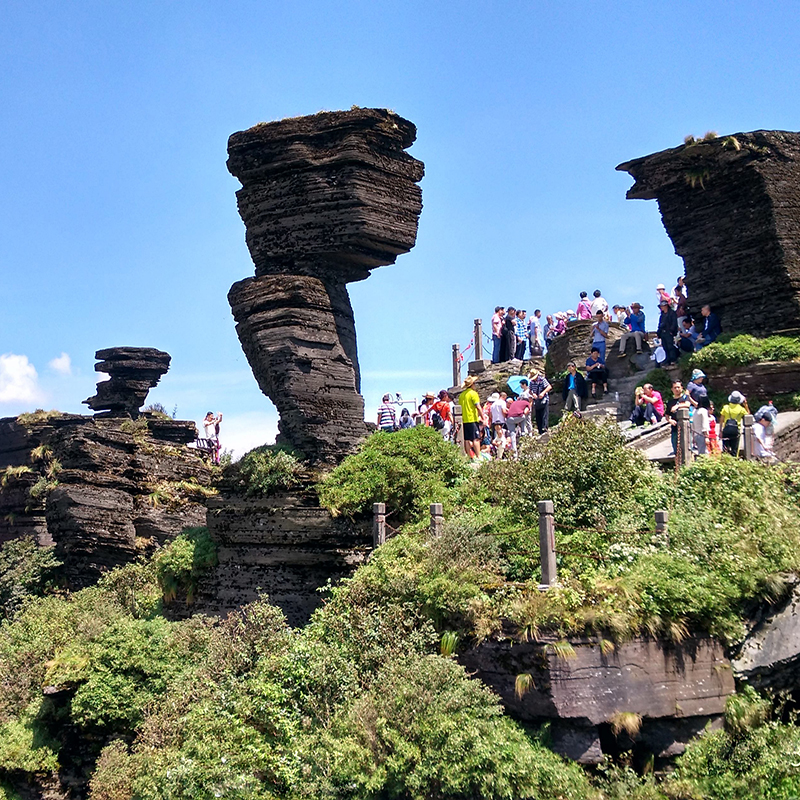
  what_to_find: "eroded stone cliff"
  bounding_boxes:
[226,108,424,463]
[618,131,800,335]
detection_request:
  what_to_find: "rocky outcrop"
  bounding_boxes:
[226,108,424,463]
[618,131,800,335]
[546,320,624,376]
[733,582,800,692]
[460,636,734,763]
[198,487,371,625]
[83,347,171,417]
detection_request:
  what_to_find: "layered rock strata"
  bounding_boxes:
[83,347,171,417]
[195,488,371,626]
[618,131,800,335]
[226,108,424,463]
[460,636,734,764]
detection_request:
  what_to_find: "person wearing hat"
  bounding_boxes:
[377,394,397,432]
[687,370,708,406]
[720,391,749,455]
[618,303,646,357]
[458,376,482,459]
[656,283,672,307]
[657,298,679,364]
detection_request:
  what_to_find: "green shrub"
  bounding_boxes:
[690,333,800,370]
[0,538,61,620]
[154,527,217,603]
[635,368,673,397]
[232,445,303,496]
[317,426,471,524]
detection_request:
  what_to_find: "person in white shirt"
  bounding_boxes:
[753,417,777,462]
[590,289,608,317]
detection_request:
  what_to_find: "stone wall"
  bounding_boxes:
[618,131,800,335]
[226,108,424,464]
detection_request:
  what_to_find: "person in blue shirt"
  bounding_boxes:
[591,310,610,361]
[585,347,608,400]
[696,305,722,349]
[561,362,588,413]
[617,302,646,356]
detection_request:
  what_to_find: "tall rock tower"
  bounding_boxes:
[617,131,800,336]
[226,108,424,463]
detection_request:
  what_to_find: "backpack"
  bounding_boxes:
[430,411,445,430]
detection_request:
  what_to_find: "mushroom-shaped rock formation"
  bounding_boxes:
[617,131,800,336]
[227,108,424,464]
[83,347,171,417]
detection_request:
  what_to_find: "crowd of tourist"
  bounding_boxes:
[489,277,722,367]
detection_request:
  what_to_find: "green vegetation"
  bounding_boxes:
[146,478,217,509]
[0,538,61,620]
[318,426,472,524]
[635,368,673,397]
[153,526,217,603]
[690,333,800,370]
[15,410,64,428]
[227,444,305,496]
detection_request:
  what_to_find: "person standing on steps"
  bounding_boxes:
[657,300,679,364]
[491,306,505,363]
[618,303,646,357]
[720,391,749,455]
[529,369,552,434]
[585,347,608,400]
[376,395,397,432]
[458,376,482,460]
[562,362,588,414]
[591,310,609,361]
[664,379,692,455]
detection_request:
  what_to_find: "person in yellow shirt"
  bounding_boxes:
[719,391,749,455]
[458,376,482,460]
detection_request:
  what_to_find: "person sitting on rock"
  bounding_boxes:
[585,347,608,400]
[618,303,646,356]
[590,289,608,317]
[640,383,664,425]
[562,362,587,414]
[678,316,699,354]
[696,305,722,349]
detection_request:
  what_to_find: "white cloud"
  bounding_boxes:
[48,352,72,376]
[0,354,42,404]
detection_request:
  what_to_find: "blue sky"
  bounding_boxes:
[2,1,799,455]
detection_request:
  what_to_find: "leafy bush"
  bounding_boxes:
[635,368,673,397]
[317,426,472,524]
[0,539,61,620]
[153,527,217,603]
[231,445,304,496]
[690,333,800,370]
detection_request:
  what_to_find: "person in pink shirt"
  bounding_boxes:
[576,292,593,320]
[641,383,664,424]
[491,306,505,363]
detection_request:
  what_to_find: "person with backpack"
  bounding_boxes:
[720,391,749,455]
[429,390,453,440]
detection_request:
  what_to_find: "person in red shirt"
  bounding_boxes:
[430,390,453,440]
[505,395,532,456]
[491,306,505,363]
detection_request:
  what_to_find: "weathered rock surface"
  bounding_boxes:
[197,487,371,626]
[459,636,734,763]
[618,131,800,335]
[84,347,171,417]
[0,411,213,587]
[733,582,800,692]
[227,108,424,462]
[546,320,624,376]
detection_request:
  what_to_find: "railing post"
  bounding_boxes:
[655,509,669,546]
[452,344,461,388]
[538,500,557,589]
[676,407,693,467]
[454,403,465,453]
[372,503,386,548]
[474,319,484,360]
[743,414,755,460]
[430,503,444,537]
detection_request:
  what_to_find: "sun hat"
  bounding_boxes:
[729,391,745,404]
[424,392,435,399]
[658,299,670,307]
[487,392,500,402]
[463,376,476,388]
[656,283,666,290]
[691,369,706,381]
[631,302,642,309]
[566,309,575,317]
